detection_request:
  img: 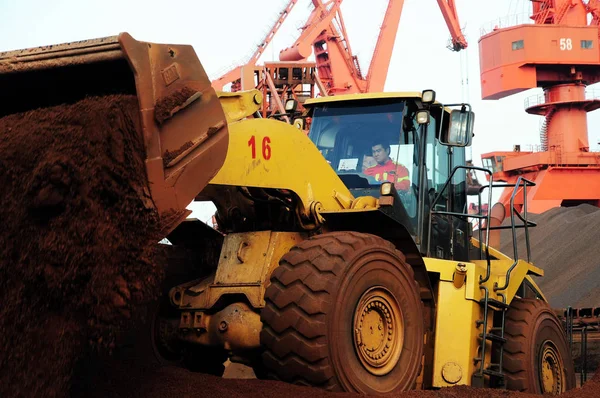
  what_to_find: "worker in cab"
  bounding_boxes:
[364,141,410,191]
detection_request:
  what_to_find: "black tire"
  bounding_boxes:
[260,231,424,393]
[503,298,576,394]
[149,298,185,366]
[149,243,228,376]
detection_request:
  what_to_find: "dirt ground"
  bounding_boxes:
[74,349,600,398]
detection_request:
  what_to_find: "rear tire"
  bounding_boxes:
[260,231,424,393]
[503,298,576,394]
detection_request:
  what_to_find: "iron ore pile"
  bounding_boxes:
[0,95,165,397]
[500,204,600,309]
[1,94,600,398]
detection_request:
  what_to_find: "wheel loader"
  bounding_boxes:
[0,33,575,395]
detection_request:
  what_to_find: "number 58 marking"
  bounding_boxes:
[560,38,572,51]
[248,135,272,160]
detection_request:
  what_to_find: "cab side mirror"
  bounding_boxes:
[441,109,474,147]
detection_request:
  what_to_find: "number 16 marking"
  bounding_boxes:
[248,135,272,160]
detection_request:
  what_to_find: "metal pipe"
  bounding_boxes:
[477,285,490,376]
[580,326,587,385]
[497,293,507,372]
[495,177,536,291]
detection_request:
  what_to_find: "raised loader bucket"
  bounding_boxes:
[0,32,228,234]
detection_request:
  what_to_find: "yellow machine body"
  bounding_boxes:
[168,89,553,390]
[424,247,544,387]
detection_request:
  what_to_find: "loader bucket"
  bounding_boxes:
[0,32,228,234]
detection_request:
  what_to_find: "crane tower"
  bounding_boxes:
[479,0,600,214]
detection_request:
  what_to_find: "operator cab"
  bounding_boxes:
[302,91,475,261]
[307,98,418,214]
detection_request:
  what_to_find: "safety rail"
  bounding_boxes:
[472,178,537,263]
[524,88,600,109]
[479,12,533,36]
[427,165,496,280]
[493,177,536,291]
[560,305,600,386]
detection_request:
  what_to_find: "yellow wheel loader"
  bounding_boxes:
[0,33,575,395]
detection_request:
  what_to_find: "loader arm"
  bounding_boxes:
[0,32,228,234]
[209,117,355,227]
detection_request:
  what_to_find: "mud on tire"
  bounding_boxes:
[503,297,576,394]
[259,231,424,394]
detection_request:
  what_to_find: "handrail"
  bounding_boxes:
[429,165,536,286]
[428,164,494,282]
[494,176,535,292]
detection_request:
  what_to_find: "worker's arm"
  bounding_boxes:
[394,164,410,191]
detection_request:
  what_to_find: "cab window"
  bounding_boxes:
[308,100,415,192]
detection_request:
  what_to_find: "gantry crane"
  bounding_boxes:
[279,0,467,95]
[211,0,300,93]
[212,0,467,118]
[479,0,600,214]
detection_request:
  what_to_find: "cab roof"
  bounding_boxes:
[303,91,450,113]
[304,91,428,107]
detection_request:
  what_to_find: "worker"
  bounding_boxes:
[364,141,410,191]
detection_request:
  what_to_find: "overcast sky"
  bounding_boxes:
[2,0,599,222]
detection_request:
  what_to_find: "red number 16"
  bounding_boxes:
[248,135,272,160]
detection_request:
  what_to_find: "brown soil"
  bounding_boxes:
[76,351,600,398]
[154,86,197,125]
[0,95,164,397]
[499,204,600,308]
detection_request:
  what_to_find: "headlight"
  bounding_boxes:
[380,182,393,196]
[285,99,297,112]
[416,110,430,125]
[422,89,436,104]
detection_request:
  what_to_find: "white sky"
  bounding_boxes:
[2,0,599,222]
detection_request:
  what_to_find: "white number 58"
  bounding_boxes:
[560,38,573,51]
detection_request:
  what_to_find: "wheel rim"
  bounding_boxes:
[538,340,566,394]
[352,287,404,376]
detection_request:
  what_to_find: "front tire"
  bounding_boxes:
[260,231,424,394]
[503,298,576,394]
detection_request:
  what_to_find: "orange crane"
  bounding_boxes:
[479,0,600,214]
[278,0,467,95]
[211,0,300,93]
[212,0,467,116]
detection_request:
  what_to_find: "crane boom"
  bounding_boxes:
[587,0,600,25]
[366,0,405,92]
[436,0,468,51]
[279,0,342,61]
[210,1,468,117]
[280,0,467,95]
[212,0,299,91]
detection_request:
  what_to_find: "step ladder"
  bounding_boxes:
[471,175,535,388]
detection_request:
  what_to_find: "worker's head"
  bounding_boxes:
[371,142,391,165]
